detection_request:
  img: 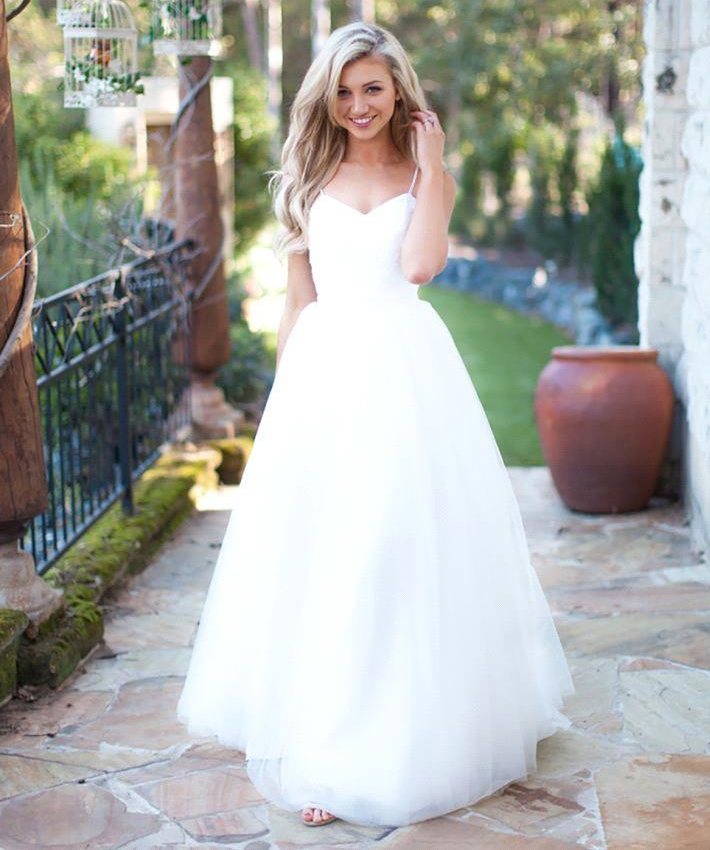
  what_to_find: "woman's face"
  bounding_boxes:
[334,56,400,139]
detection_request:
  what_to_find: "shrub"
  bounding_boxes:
[215,272,274,406]
[585,131,642,332]
[14,91,134,203]
[20,160,111,297]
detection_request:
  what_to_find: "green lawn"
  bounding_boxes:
[419,284,571,466]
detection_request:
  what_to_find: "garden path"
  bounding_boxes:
[0,468,708,849]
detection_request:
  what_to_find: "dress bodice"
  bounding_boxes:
[307,166,421,307]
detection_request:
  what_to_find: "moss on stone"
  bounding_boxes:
[0,610,29,643]
[24,603,67,645]
[44,455,216,604]
[209,435,255,484]
[18,599,103,688]
[0,610,30,704]
[12,448,218,692]
[240,421,257,440]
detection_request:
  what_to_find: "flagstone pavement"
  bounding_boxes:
[0,467,708,850]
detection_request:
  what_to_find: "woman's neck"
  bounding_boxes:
[342,127,404,166]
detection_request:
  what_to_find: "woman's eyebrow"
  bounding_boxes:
[339,79,384,88]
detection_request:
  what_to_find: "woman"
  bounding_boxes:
[177,20,575,829]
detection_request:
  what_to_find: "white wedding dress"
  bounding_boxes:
[177,164,575,827]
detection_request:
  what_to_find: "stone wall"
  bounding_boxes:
[635,0,710,553]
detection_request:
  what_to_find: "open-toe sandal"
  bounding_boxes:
[302,807,338,827]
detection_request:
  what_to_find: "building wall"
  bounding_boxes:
[636,0,710,553]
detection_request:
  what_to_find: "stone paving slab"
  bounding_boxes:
[0,468,708,849]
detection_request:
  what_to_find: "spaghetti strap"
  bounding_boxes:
[408,165,419,194]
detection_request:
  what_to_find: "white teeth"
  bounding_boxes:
[351,116,374,125]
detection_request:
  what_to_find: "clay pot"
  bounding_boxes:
[535,346,675,513]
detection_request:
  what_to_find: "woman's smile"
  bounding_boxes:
[350,115,376,127]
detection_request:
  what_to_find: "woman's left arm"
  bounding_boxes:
[400,109,457,285]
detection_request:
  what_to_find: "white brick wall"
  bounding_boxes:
[637,0,710,552]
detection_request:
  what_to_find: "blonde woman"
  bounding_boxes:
[178,21,574,830]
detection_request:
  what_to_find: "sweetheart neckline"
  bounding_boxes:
[316,190,415,217]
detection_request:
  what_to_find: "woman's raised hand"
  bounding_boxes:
[409,110,445,173]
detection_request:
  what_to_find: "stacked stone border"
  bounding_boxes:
[0,433,254,706]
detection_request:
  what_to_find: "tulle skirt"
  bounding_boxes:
[176,295,575,827]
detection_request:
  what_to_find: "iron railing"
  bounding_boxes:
[20,240,195,575]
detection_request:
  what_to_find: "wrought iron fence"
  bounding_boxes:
[20,240,195,575]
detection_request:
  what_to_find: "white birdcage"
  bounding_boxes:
[57,0,92,26]
[63,0,143,108]
[151,0,222,57]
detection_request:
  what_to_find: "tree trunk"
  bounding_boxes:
[0,0,63,627]
[266,0,282,160]
[174,56,244,438]
[351,0,375,23]
[241,0,264,72]
[0,0,47,536]
[175,56,231,375]
[311,0,330,58]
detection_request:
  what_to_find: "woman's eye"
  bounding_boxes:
[337,86,382,96]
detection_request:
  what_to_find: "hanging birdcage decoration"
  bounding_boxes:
[63,0,144,108]
[56,0,92,26]
[151,0,222,57]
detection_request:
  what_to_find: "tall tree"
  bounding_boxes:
[312,0,330,57]
[241,0,265,71]
[267,0,283,159]
[351,0,375,23]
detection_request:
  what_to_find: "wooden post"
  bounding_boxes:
[0,0,63,624]
[175,55,243,438]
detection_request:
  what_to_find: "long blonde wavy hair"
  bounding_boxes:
[267,22,429,258]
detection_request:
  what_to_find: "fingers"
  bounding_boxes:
[409,110,443,132]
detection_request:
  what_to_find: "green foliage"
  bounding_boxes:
[227,58,278,257]
[557,127,580,266]
[527,129,557,256]
[217,320,274,405]
[215,272,275,405]
[585,131,642,333]
[450,146,484,238]
[20,158,120,298]
[11,0,644,282]
[7,2,64,93]
[62,58,145,97]
[14,89,145,297]
[377,0,643,255]
[15,91,134,202]
[21,160,101,296]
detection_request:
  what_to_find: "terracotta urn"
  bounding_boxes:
[534,346,675,513]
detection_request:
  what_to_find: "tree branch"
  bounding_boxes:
[6,0,33,23]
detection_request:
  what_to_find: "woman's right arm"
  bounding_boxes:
[276,250,317,371]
